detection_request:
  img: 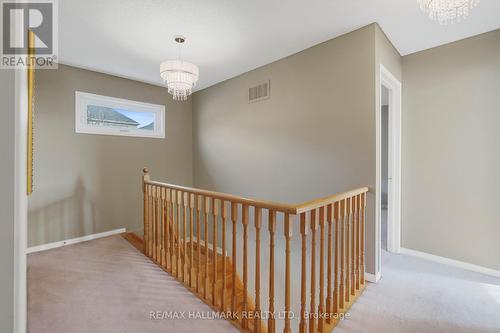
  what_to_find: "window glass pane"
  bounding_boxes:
[86,105,155,131]
[76,92,164,138]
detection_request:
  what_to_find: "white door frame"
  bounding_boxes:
[377,65,402,261]
[13,16,28,333]
[14,69,28,333]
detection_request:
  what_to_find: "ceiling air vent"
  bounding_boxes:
[249,80,270,103]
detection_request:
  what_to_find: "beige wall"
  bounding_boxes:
[375,25,403,82]
[402,29,500,270]
[193,24,378,274]
[28,64,193,247]
[0,69,16,333]
[193,24,380,332]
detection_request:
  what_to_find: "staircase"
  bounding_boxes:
[124,232,263,332]
[132,168,369,333]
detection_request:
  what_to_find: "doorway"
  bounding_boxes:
[376,65,402,276]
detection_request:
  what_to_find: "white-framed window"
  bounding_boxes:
[75,91,165,139]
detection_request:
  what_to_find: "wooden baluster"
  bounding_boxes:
[149,185,153,259]
[168,189,177,276]
[183,192,189,284]
[153,186,158,262]
[158,187,162,262]
[157,188,161,265]
[170,189,175,274]
[351,196,357,295]
[150,185,155,258]
[231,202,238,314]
[345,197,351,303]
[356,194,361,290]
[299,213,307,333]
[159,188,164,262]
[283,213,292,333]
[221,200,227,310]
[159,188,163,262]
[268,210,276,333]
[361,193,366,283]
[148,183,153,257]
[176,190,181,278]
[309,209,317,333]
[166,188,172,273]
[254,207,262,333]
[151,185,155,260]
[190,193,195,288]
[242,204,249,329]
[167,189,176,276]
[196,195,203,293]
[318,207,325,333]
[151,186,156,259]
[353,195,359,295]
[157,187,163,265]
[333,202,340,314]
[326,204,333,324]
[161,187,167,267]
[142,169,150,257]
[212,198,219,306]
[204,196,210,299]
[339,200,345,309]
[149,185,154,260]
[172,190,179,278]
[144,184,149,257]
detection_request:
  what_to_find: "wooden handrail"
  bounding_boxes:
[293,187,369,214]
[145,179,296,214]
[144,178,368,215]
[141,168,368,333]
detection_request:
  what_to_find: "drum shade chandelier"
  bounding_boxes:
[160,35,199,101]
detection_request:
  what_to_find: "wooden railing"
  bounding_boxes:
[141,168,368,333]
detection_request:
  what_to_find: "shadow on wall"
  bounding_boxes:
[28,177,98,247]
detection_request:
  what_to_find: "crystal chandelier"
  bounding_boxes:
[418,0,480,24]
[160,36,199,101]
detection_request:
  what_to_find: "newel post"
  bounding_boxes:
[142,168,150,256]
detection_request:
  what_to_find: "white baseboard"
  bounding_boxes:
[400,247,500,279]
[185,237,226,256]
[26,228,126,254]
[365,271,382,283]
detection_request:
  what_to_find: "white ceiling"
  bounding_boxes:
[59,0,500,91]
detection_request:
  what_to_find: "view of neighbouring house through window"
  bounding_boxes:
[75,91,165,138]
[86,105,155,131]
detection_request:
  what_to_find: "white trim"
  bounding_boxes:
[375,80,382,275]
[14,60,28,333]
[75,91,165,139]
[26,228,126,254]
[378,65,402,257]
[185,237,226,256]
[400,248,500,279]
[365,272,382,283]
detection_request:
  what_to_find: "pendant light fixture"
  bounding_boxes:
[160,35,199,101]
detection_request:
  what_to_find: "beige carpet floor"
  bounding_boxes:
[28,235,238,333]
[334,251,500,333]
[28,235,500,333]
